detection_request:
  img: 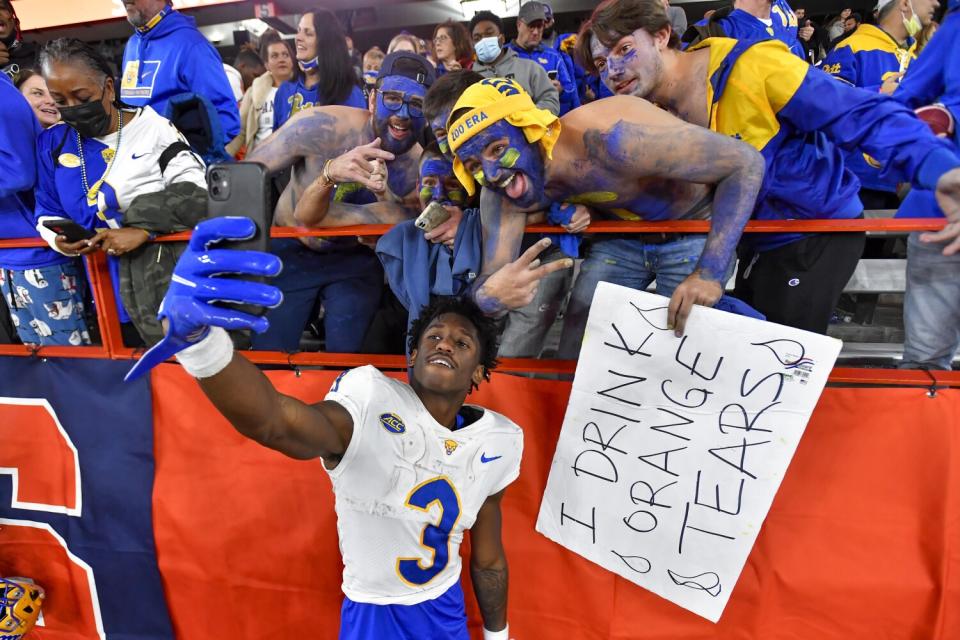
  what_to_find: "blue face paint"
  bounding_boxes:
[375,75,427,156]
[456,120,545,209]
[430,108,454,161]
[420,158,458,205]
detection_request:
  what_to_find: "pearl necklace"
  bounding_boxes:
[78,110,125,207]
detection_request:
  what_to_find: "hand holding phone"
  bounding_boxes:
[41,218,96,243]
[415,201,452,232]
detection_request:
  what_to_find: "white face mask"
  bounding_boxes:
[474,36,501,63]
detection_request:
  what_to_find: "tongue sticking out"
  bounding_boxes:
[505,173,526,200]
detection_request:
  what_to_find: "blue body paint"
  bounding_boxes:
[375,76,427,156]
[430,107,454,161]
[454,120,547,209]
[419,158,466,206]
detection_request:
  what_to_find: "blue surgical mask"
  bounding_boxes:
[363,69,378,85]
[474,37,502,64]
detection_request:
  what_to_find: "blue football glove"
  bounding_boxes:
[124,217,283,382]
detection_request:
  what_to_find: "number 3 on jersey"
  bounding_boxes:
[396,476,461,586]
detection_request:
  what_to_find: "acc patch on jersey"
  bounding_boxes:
[379,413,406,434]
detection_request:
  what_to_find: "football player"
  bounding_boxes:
[125,216,522,640]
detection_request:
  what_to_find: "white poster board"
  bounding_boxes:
[536,283,841,622]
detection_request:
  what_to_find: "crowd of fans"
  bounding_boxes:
[1,0,958,370]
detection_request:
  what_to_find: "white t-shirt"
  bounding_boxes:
[324,365,523,605]
[254,86,278,146]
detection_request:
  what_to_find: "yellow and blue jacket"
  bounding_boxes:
[692,37,960,250]
[821,25,916,191]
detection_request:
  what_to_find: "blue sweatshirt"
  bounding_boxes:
[821,24,916,192]
[694,0,805,58]
[507,42,581,115]
[0,73,66,270]
[272,80,366,131]
[376,209,482,328]
[120,8,240,139]
[695,38,960,250]
[895,1,960,219]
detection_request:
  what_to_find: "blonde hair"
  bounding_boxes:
[388,33,421,54]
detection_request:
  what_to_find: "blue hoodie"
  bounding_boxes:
[0,73,66,270]
[120,8,240,139]
[895,0,960,219]
[692,0,805,58]
[507,42,581,114]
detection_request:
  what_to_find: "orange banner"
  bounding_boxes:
[16,0,243,31]
[150,365,960,639]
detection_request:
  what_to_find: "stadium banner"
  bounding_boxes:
[536,283,842,622]
[0,357,173,640]
[1,357,958,639]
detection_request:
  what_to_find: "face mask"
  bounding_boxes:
[902,3,922,37]
[299,57,319,71]
[474,37,501,64]
[363,70,378,85]
[59,92,112,139]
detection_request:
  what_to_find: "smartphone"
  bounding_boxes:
[41,218,96,243]
[206,162,275,331]
[547,69,559,81]
[207,162,273,253]
[415,201,451,232]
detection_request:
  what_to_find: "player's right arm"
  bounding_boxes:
[124,217,354,462]
[197,357,353,462]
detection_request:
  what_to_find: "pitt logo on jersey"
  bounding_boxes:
[444,439,459,455]
[379,413,406,434]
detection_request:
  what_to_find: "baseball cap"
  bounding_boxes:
[378,51,436,88]
[518,1,548,24]
[542,2,554,21]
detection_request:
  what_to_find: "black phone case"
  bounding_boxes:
[206,162,273,253]
[42,219,96,243]
[205,163,275,328]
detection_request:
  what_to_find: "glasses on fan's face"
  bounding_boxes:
[434,33,451,44]
[381,90,424,118]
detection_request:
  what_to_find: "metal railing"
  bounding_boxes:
[1,217,957,389]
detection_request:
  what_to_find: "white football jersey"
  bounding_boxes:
[324,366,523,605]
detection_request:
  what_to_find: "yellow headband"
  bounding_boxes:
[447,77,561,196]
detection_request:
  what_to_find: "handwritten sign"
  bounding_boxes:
[536,283,841,622]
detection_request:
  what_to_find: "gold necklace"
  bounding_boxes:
[77,110,125,207]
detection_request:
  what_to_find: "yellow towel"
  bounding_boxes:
[447,77,562,195]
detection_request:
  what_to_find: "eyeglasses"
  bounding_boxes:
[381,90,424,118]
[433,34,451,44]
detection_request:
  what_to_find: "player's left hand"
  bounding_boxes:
[667,271,723,337]
[124,217,283,381]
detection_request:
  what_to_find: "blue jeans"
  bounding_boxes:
[900,232,960,370]
[498,246,573,358]
[1,261,92,346]
[558,235,714,359]
[252,239,384,352]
